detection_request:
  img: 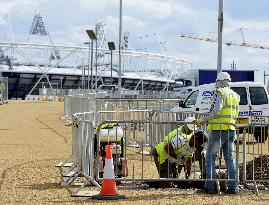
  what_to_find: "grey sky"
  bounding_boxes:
[1,0,269,72]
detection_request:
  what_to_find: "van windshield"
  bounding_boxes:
[249,87,268,105]
[184,90,199,108]
[231,87,247,105]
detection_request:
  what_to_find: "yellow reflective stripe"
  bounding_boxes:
[216,114,238,119]
[222,105,238,109]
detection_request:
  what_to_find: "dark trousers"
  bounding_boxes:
[152,148,206,178]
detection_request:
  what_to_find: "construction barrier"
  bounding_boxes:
[240,118,269,194]
[59,109,251,196]
[94,120,240,189]
[58,92,269,196]
[58,111,100,194]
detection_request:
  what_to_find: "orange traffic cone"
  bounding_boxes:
[92,145,126,200]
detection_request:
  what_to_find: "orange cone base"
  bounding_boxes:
[100,179,118,196]
[91,194,126,200]
[91,179,126,200]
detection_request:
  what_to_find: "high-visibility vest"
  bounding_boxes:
[155,126,193,165]
[0,83,5,93]
[208,87,239,130]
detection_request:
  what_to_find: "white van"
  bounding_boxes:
[172,82,269,142]
[173,86,196,99]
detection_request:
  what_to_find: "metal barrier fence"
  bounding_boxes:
[95,98,182,112]
[61,93,101,124]
[58,95,269,196]
[58,110,151,192]
[0,77,8,104]
[67,89,179,99]
[59,111,100,194]
[91,119,242,196]
[240,118,269,194]
[62,95,183,124]
[59,109,256,195]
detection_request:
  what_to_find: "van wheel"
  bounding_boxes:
[254,127,268,143]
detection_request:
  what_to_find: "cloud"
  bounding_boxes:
[124,0,173,20]
[174,3,200,17]
[1,0,269,72]
[0,0,46,15]
[0,0,46,27]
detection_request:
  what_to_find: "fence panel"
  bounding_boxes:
[94,118,241,194]
[240,117,269,193]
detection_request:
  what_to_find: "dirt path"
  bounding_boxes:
[0,100,269,205]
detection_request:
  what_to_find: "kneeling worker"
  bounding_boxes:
[152,117,207,179]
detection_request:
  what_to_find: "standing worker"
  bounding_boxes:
[0,79,5,105]
[194,72,239,194]
[152,116,207,180]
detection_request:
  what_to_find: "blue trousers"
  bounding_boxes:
[205,130,237,190]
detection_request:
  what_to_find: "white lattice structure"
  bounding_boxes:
[0,42,192,80]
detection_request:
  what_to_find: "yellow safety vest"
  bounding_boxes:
[155,127,193,165]
[0,83,5,93]
[208,87,239,130]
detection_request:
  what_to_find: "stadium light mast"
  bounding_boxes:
[217,0,223,75]
[86,29,97,89]
[108,42,116,84]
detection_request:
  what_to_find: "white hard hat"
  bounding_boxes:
[184,116,196,131]
[216,72,231,81]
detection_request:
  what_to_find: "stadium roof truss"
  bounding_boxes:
[0,42,192,95]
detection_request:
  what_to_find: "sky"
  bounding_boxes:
[1,0,269,73]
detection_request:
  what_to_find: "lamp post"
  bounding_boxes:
[217,0,223,75]
[118,0,122,90]
[95,25,98,91]
[83,42,90,90]
[108,42,116,85]
[86,29,97,90]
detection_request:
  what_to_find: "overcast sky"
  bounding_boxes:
[1,0,269,72]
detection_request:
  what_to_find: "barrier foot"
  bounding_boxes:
[61,172,79,187]
[55,162,74,168]
[73,176,100,193]
[216,180,221,195]
[84,175,101,188]
[253,181,259,196]
[72,179,100,197]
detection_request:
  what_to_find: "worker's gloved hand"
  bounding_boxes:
[194,119,204,126]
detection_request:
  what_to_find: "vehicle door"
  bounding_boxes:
[230,86,249,125]
[182,90,200,112]
[249,86,269,124]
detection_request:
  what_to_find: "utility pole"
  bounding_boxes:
[217,0,223,75]
[118,0,122,90]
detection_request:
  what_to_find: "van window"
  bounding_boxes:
[231,87,247,105]
[184,90,199,108]
[249,87,268,105]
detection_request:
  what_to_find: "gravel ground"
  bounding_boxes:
[1,100,269,205]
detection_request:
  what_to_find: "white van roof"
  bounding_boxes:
[229,81,265,87]
[196,81,265,90]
